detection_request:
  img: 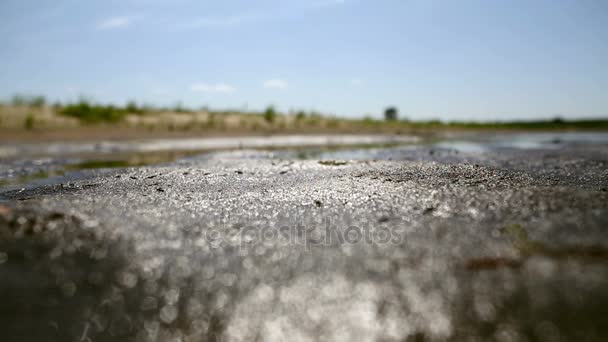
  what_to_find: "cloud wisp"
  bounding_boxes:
[191,83,236,94]
[96,16,134,30]
[179,14,254,30]
[263,79,288,89]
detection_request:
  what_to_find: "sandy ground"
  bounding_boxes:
[0,140,607,341]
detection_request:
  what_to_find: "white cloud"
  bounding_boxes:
[350,78,364,86]
[263,79,288,89]
[97,16,133,30]
[191,83,236,94]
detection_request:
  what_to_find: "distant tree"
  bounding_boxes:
[264,106,276,123]
[296,111,306,121]
[173,102,190,113]
[11,94,45,107]
[11,94,26,106]
[30,96,46,108]
[126,100,140,114]
[384,107,398,121]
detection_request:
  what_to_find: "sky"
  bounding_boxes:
[0,0,607,121]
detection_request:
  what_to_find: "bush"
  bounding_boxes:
[384,107,398,121]
[206,113,216,128]
[264,106,276,123]
[327,118,339,129]
[24,113,35,130]
[30,96,46,108]
[173,102,191,113]
[11,94,46,108]
[125,100,143,114]
[11,94,26,106]
[362,116,378,125]
[60,99,127,123]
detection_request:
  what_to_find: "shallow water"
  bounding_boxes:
[282,132,608,160]
[0,134,419,159]
[1,132,607,192]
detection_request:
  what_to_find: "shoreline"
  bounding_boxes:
[3,126,608,144]
[0,134,420,159]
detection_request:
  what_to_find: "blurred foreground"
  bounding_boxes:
[1,133,607,341]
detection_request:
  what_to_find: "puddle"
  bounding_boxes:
[0,170,66,188]
[434,132,608,153]
[0,138,416,192]
[286,132,608,160]
[0,150,204,191]
[0,134,419,158]
[1,132,608,193]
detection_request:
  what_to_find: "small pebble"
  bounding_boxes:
[159,305,178,324]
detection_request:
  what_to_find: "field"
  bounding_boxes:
[1,99,607,142]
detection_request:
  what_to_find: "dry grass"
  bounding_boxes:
[0,104,419,142]
[1,103,606,143]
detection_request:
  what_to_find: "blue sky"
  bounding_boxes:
[0,0,606,121]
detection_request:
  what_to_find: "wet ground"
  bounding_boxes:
[1,132,607,341]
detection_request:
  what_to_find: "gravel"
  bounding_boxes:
[1,141,607,341]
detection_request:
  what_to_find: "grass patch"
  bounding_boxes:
[318,160,348,166]
[24,113,35,130]
[441,119,608,130]
[60,99,128,123]
[68,160,134,169]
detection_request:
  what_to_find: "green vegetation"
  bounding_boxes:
[60,98,128,123]
[1,93,607,132]
[264,106,276,123]
[11,94,46,108]
[318,160,348,166]
[125,100,144,115]
[24,113,35,130]
[384,106,398,121]
[296,111,306,121]
[362,116,380,126]
[70,160,132,169]
[173,102,191,113]
[440,118,608,130]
